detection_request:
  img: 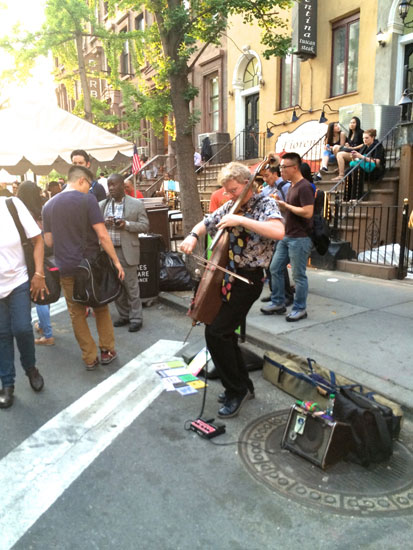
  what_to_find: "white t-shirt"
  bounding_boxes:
[0,197,41,299]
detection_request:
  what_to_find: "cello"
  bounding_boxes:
[188,157,271,325]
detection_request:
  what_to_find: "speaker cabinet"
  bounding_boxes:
[281,405,353,469]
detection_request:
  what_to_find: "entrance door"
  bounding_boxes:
[245,93,259,159]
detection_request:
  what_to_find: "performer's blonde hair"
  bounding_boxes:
[218,162,251,187]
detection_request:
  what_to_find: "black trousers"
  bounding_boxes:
[205,268,263,399]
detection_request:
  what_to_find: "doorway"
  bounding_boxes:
[244,93,259,159]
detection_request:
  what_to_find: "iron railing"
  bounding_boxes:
[328,200,412,278]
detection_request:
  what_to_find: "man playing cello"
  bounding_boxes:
[180,162,285,418]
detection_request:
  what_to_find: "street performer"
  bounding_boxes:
[180,162,285,418]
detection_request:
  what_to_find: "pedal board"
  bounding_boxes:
[190,418,226,439]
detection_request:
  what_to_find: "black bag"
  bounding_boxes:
[72,195,122,308]
[6,198,61,306]
[73,250,122,308]
[310,189,330,255]
[159,251,192,291]
[333,388,394,466]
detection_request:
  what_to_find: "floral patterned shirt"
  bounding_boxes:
[203,193,283,269]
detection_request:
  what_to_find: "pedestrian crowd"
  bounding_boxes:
[0,149,149,409]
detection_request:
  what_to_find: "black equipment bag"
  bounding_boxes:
[333,388,394,467]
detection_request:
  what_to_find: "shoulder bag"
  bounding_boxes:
[72,195,122,307]
[6,198,61,305]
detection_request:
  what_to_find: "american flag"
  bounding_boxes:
[132,145,142,175]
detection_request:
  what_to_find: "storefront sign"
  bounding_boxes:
[292,0,317,60]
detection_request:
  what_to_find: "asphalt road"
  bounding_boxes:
[1,299,412,550]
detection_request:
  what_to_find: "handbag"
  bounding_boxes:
[349,159,376,173]
[72,195,122,308]
[6,198,61,305]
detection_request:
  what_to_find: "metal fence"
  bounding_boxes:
[329,199,412,278]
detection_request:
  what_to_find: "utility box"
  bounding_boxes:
[198,132,232,164]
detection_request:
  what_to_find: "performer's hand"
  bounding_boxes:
[179,235,197,255]
[216,213,243,229]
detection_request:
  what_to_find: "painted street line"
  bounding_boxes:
[31,297,68,322]
[0,339,184,550]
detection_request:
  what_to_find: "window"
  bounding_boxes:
[120,29,129,76]
[331,15,359,97]
[208,75,220,131]
[135,14,144,31]
[243,58,259,89]
[280,54,300,110]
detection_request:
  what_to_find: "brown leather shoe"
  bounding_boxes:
[0,386,14,409]
[26,367,44,392]
[35,336,55,346]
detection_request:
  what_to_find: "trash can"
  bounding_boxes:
[137,234,162,306]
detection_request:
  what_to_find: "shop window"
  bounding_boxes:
[331,14,359,97]
[280,54,300,110]
[243,58,259,89]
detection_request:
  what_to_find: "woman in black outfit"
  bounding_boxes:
[333,117,364,180]
[344,129,385,201]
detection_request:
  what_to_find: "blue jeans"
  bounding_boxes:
[0,281,36,388]
[270,236,312,311]
[36,304,53,338]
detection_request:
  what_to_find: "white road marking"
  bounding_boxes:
[0,339,184,550]
[31,297,68,322]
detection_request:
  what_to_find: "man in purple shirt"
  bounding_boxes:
[262,152,314,321]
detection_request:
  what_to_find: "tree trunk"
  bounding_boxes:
[75,31,93,123]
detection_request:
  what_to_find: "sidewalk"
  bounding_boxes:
[159,267,413,411]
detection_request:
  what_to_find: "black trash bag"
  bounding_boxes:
[159,251,193,291]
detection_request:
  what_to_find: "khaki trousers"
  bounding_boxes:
[61,276,115,364]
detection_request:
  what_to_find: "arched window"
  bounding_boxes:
[243,58,259,89]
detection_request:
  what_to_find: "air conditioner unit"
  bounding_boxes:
[339,104,401,141]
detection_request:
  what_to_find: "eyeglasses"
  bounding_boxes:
[279,164,297,170]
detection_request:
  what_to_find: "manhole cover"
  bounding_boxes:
[238,410,413,517]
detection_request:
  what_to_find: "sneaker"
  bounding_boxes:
[260,295,271,303]
[35,336,55,346]
[86,357,99,371]
[314,173,322,182]
[101,350,117,365]
[321,166,328,172]
[218,389,255,404]
[260,303,287,315]
[286,310,308,322]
